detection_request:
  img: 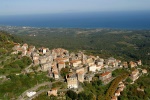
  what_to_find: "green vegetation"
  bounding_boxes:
[125,77,133,83]
[105,73,129,100]
[78,92,96,100]
[0,56,32,75]
[119,68,150,100]
[0,31,24,74]
[81,81,110,100]
[112,68,129,77]
[32,92,51,100]
[0,72,49,100]
[9,28,149,65]
[52,81,67,89]
[0,31,22,55]
[66,90,78,100]
[60,67,70,78]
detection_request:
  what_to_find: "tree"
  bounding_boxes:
[50,95,57,100]
[97,94,105,100]
[78,92,87,100]
[60,68,69,78]
[18,52,22,55]
[126,77,132,83]
[66,90,78,100]
[22,56,32,65]
[88,93,96,100]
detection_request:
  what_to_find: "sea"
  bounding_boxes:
[0,11,150,29]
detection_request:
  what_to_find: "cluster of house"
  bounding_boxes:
[129,60,142,68]
[130,69,139,82]
[12,43,144,90]
[111,81,125,100]
[111,67,148,100]
[130,68,147,82]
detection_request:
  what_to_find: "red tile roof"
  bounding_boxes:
[77,71,84,74]
[70,60,81,63]
[100,72,110,77]
[58,61,65,64]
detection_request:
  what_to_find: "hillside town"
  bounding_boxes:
[11,43,148,100]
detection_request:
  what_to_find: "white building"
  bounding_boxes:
[89,64,97,72]
[26,91,36,97]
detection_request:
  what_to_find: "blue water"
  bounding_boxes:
[0,11,150,29]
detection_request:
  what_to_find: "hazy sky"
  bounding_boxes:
[1,0,150,15]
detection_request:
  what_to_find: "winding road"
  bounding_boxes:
[17,82,51,100]
[17,80,64,100]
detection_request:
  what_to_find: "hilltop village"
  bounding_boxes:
[11,43,147,100]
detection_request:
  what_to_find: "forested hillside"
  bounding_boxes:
[1,27,150,65]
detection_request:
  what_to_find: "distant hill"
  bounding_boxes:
[0,27,150,65]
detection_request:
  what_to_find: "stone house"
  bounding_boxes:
[118,87,124,92]
[27,50,32,57]
[86,58,94,66]
[77,71,84,83]
[99,72,112,83]
[39,56,50,64]
[55,58,69,63]
[22,43,28,50]
[16,47,23,53]
[118,82,125,88]
[137,60,142,66]
[137,87,144,92]
[52,65,58,72]
[32,53,39,61]
[70,60,82,67]
[111,96,118,100]
[29,46,35,52]
[96,65,102,71]
[104,65,109,68]
[115,90,120,96]
[12,44,20,50]
[82,54,88,64]
[142,69,147,74]
[96,61,104,66]
[11,51,18,54]
[22,50,27,56]
[70,52,75,57]
[33,55,39,61]
[84,66,88,73]
[33,59,39,66]
[66,73,78,89]
[130,69,139,81]
[129,61,137,68]
[52,48,69,57]
[106,57,116,65]
[89,64,97,72]
[53,71,59,79]
[123,62,128,68]
[47,88,58,96]
[75,67,85,73]
[85,73,94,82]
[42,47,47,54]
[41,62,51,71]
[57,61,65,71]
